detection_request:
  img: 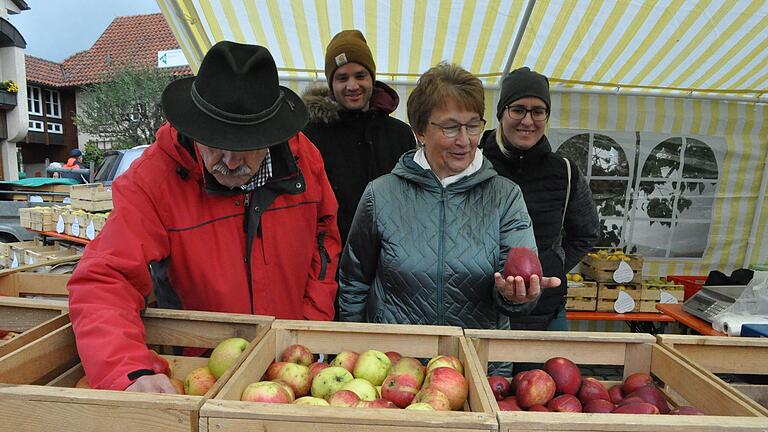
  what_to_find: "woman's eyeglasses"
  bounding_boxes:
[506,105,549,121]
[429,119,487,138]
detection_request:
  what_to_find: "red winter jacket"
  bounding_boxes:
[67,123,340,390]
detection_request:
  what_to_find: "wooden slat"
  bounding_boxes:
[0,314,69,357]
[0,304,62,330]
[0,323,79,384]
[0,254,82,277]
[208,417,489,432]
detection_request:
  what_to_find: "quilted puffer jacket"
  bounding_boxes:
[338,149,539,329]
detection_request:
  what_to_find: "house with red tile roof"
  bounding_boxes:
[22,13,190,177]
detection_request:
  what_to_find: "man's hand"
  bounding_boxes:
[494,274,562,304]
[125,374,179,394]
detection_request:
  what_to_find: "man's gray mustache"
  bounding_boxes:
[211,162,251,176]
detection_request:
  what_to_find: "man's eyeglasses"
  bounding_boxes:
[429,119,487,138]
[506,105,549,121]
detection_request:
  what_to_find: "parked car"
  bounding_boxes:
[93,145,149,186]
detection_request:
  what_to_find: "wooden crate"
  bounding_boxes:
[69,183,112,201]
[0,272,71,299]
[640,282,685,301]
[598,283,642,300]
[201,320,497,432]
[566,281,598,311]
[582,262,643,283]
[0,308,273,432]
[71,198,113,212]
[658,335,768,409]
[0,297,69,358]
[465,330,768,431]
[566,297,597,311]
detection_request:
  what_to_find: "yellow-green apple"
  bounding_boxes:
[309,361,330,380]
[280,344,314,366]
[328,389,360,407]
[75,375,90,389]
[330,351,359,374]
[385,351,402,364]
[340,378,378,401]
[170,377,185,395]
[412,387,451,411]
[405,402,435,410]
[294,396,330,406]
[423,367,468,410]
[274,362,311,397]
[515,369,556,409]
[265,361,288,381]
[208,337,249,379]
[311,366,354,399]
[149,349,172,376]
[184,367,217,396]
[426,355,463,375]
[357,399,398,408]
[272,379,296,400]
[241,381,294,403]
[353,350,391,386]
[381,373,420,408]
[390,357,426,387]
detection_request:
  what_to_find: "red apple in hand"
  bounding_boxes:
[503,247,542,284]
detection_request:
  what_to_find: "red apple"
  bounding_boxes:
[497,396,522,411]
[423,367,468,411]
[612,402,660,414]
[583,399,615,413]
[488,375,512,400]
[390,357,426,387]
[264,361,288,381]
[328,389,360,407]
[543,357,582,395]
[412,386,451,411]
[670,406,705,415]
[511,370,530,395]
[149,349,171,376]
[184,366,217,396]
[385,351,403,364]
[426,355,464,375]
[170,377,185,395]
[622,372,654,395]
[274,362,311,397]
[528,404,550,412]
[503,247,542,283]
[577,377,610,404]
[330,351,359,374]
[515,369,556,409]
[547,394,582,412]
[381,373,420,408]
[625,385,670,414]
[357,398,398,409]
[617,396,646,406]
[280,344,314,366]
[241,380,294,403]
[608,384,624,404]
[309,361,330,380]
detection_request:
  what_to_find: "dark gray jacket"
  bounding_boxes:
[338,149,539,329]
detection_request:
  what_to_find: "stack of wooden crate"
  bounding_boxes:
[581,249,644,312]
[69,183,113,212]
[565,280,598,311]
[638,277,685,312]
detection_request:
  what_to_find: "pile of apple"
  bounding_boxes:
[241,344,469,411]
[488,357,704,415]
[75,337,250,395]
[0,330,19,342]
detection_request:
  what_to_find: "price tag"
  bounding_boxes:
[11,252,18,269]
[612,260,634,283]
[86,221,96,240]
[29,195,44,203]
[63,197,71,204]
[72,217,80,237]
[659,291,678,304]
[614,290,636,313]
[56,215,65,233]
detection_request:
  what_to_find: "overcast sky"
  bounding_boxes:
[9,0,161,62]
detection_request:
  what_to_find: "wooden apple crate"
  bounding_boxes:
[566,281,598,311]
[640,282,684,301]
[0,297,69,358]
[0,272,71,299]
[0,308,273,432]
[200,320,498,432]
[465,330,768,431]
[657,335,768,409]
[70,183,113,212]
[581,253,643,283]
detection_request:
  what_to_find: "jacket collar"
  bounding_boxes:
[303,81,401,124]
[392,149,498,192]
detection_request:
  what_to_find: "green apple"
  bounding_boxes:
[353,350,391,386]
[405,402,435,410]
[294,396,330,406]
[340,378,378,401]
[208,337,249,379]
[310,366,353,399]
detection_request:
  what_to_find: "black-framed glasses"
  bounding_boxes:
[506,105,549,121]
[429,119,487,138]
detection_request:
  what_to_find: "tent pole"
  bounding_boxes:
[744,150,768,268]
[502,0,538,78]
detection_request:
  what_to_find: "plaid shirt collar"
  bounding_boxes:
[240,149,272,192]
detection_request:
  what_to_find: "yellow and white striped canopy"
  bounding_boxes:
[158,0,768,98]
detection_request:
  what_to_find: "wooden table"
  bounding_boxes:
[567,311,674,334]
[28,230,90,245]
[655,303,727,336]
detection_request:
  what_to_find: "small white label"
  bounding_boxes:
[72,217,80,236]
[11,252,18,269]
[26,255,34,265]
[56,215,65,233]
[614,290,636,313]
[86,221,96,240]
[29,195,44,203]
[613,260,634,283]
[659,291,678,304]
[63,197,71,204]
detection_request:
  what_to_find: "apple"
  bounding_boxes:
[272,379,296,400]
[488,375,511,400]
[497,396,522,411]
[330,351,359,374]
[412,387,451,411]
[241,380,294,403]
[149,349,172,376]
[426,355,463,375]
[357,398,398,409]
[294,396,330,406]
[340,378,378,401]
[75,375,90,389]
[422,367,468,411]
[353,350,391,386]
[328,389,360,407]
[184,366,217,396]
[528,404,551,412]
[274,362,311,397]
[511,370,530,394]
[405,402,435,410]
[376,385,382,398]
[543,357,581,395]
[515,369,556,409]
[583,399,615,413]
[608,384,624,404]
[309,361,330,380]
[617,396,646,406]
[381,373,420,408]
[311,366,354,399]
[576,377,610,404]
[385,351,402,365]
[170,377,185,395]
[622,372,654,395]
[624,385,670,414]
[612,402,660,414]
[390,357,426,387]
[547,394,582,412]
[503,247,542,283]
[670,406,705,415]
[208,337,249,379]
[265,361,288,381]
[280,344,314,366]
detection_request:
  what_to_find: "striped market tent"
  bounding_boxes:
[157,0,768,278]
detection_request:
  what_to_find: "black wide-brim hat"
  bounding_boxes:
[162,41,308,151]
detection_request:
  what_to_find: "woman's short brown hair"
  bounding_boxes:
[407,62,484,135]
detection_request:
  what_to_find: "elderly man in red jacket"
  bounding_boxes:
[67,42,341,393]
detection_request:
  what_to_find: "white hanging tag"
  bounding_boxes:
[614,290,636,313]
[11,252,18,269]
[29,195,44,203]
[62,197,71,204]
[86,221,96,240]
[613,260,634,283]
[27,255,34,265]
[72,217,80,237]
[659,291,678,304]
[56,215,65,233]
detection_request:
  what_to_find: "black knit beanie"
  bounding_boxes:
[496,67,550,119]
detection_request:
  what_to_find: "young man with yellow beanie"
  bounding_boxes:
[303,30,415,246]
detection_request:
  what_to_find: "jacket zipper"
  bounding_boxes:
[437,188,446,325]
[317,231,330,280]
[244,193,255,314]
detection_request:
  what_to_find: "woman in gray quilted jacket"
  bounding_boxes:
[338,63,561,330]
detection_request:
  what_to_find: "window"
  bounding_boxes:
[44,89,61,118]
[27,86,42,115]
[28,120,44,132]
[47,122,63,134]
